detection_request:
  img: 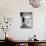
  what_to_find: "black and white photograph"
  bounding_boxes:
[20,12,33,28]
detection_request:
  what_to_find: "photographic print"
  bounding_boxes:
[20,12,33,28]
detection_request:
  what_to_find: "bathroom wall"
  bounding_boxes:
[0,0,46,40]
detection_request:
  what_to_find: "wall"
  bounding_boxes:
[0,0,46,40]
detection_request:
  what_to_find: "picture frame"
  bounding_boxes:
[20,12,33,28]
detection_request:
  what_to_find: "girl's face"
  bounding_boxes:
[24,18,32,27]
